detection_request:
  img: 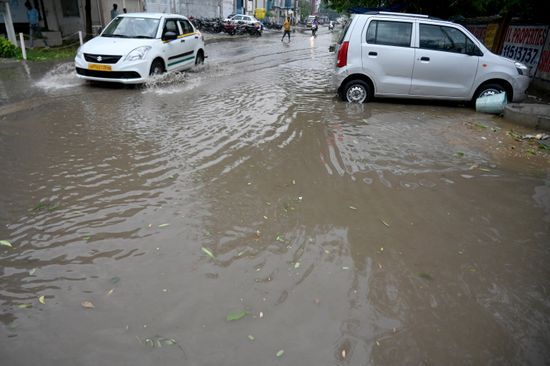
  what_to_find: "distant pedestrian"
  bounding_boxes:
[281,17,291,42]
[123,8,127,13]
[111,3,119,19]
[25,1,48,48]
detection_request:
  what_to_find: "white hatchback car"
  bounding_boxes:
[75,13,206,84]
[334,12,531,103]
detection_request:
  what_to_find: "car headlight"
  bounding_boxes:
[124,46,152,62]
[514,61,529,75]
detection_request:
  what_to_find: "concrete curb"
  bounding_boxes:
[503,104,550,131]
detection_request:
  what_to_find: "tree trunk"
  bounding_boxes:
[85,0,92,39]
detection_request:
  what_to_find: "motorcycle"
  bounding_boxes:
[328,21,334,31]
[312,23,318,37]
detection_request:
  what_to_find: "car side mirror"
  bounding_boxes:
[163,31,178,41]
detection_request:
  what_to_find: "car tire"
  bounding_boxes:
[149,59,165,76]
[341,80,372,103]
[195,51,204,66]
[473,83,507,101]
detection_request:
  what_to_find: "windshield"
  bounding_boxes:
[102,17,160,39]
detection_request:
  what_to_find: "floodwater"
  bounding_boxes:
[1,29,549,366]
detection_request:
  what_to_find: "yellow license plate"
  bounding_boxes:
[88,64,112,71]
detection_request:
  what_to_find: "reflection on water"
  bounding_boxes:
[1,31,549,365]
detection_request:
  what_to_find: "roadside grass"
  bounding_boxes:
[16,42,79,62]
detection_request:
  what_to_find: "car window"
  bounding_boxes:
[178,19,194,34]
[233,16,242,21]
[164,19,180,35]
[366,20,412,47]
[419,24,474,54]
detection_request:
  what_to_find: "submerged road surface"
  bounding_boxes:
[1,29,549,365]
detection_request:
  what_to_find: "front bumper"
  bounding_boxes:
[74,55,150,84]
[512,75,531,102]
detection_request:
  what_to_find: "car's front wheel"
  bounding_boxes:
[341,80,372,103]
[149,59,165,76]
[473,83,507,101]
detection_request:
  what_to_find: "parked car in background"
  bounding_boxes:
[229,15,261,26]
[333,11,530,103]
[75,13,206,84]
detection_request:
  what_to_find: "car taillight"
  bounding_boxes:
[336,41,349,68]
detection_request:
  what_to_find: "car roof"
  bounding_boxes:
[118,13,188,20]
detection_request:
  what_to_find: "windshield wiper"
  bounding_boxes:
[134,35,154,39]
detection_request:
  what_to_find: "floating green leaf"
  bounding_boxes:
[381,219,390,228]
[276,349,285,357]
[418,272,433,281]
[17,304,32,309]
[158,223,170,228]
[456,152,464,157]
[248,334,255,341]
[29,268,37,275]
[226,310,248,321]
[38,295,45,304]
[201,247,215,259]
[0,240,13,248]
[110,276,121,284]
[275,235,285,243]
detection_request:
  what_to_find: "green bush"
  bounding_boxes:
[0,36,18,58]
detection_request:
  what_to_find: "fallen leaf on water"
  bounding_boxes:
[248,334,255,341]
[107,288,115,295]
[294,262,300,269]
[0,240,13,248]
[259,311,264,318]
[38,296,45,304]
[29,268,37,275]
[342,349,347,359]
[276,349,285,357]
[81,301,95,309]
[418,272,433,281]
[226,310,248,321]
[456,152,465,157]
[349,206,357,210]
[17,304,32,309]
[158,223,170,228]
[201,247,215,259]
[376,340,381,346]
[111,276,121,284]
[381,219,390,228]
[275,235,285,243]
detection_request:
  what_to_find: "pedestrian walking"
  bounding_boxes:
[111,3,119,19]
[25,2,48,48]
[281,17,291,42]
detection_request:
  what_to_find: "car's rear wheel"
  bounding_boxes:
[149,59,165,76]
[341,80,372,103]
[195,51,204,66]
[474,83,506,100]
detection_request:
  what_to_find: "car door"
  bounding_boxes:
[161,18,186,72]
[410,23,480,98]
[174,18,198,68]
[361,19,415,96]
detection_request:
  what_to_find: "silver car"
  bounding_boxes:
[333,12,531,103]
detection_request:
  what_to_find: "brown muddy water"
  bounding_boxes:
[1,30,549,366]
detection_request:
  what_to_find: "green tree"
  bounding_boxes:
[299,0,311,19]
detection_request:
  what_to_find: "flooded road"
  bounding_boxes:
[1,29,549,365]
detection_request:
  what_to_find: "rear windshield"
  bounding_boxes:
[337,19,352,44]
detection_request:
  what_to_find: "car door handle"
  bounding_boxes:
[420,56,430,61]
[180,39,185,43]
[368,51,377,56]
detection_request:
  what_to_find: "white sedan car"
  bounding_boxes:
[75,13,206,84]
[229,14,261,26]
